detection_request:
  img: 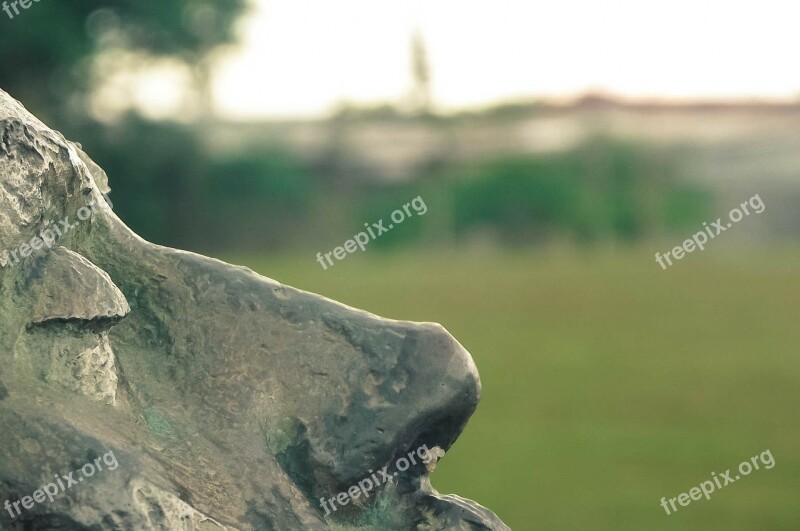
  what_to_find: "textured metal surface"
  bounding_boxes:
[0,89,509,530]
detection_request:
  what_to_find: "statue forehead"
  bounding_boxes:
[0,115,96,250]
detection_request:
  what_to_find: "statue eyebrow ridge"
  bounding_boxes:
[25,246,130,331]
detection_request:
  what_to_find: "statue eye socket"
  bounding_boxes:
[26,247,129,331]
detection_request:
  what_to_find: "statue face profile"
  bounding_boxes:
[0,89,508,530]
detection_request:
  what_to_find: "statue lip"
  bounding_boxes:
[405,438,509,529]
[415,484,512,530]
[371,468,511,529]
[317,445,510,529]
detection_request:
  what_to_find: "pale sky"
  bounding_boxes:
[211,0,800,119]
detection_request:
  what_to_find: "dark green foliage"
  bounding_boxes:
[448,138,711,244]
[75,116,312,251]
[664,185,714,232]
[305,137,710,254]
[207,152,310,208]
[0,0,247,125]
[73,116,203,247]
[356,188,426,249]
[453,156,580,242]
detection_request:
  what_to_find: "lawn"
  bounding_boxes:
[222,246,800,530]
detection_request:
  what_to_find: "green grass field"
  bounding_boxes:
[223,247,800,530]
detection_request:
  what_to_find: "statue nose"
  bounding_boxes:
[402,323,481,463]
[319,315,482,483]
[392,321,482,449]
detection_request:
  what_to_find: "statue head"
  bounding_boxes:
[0,89,507,529]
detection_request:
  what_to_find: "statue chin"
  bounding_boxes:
[0,88,510,530]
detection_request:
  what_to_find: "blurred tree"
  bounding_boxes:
[0,0,247,128]
[0,1,251,250]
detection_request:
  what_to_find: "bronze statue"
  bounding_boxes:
[0,89,508,530]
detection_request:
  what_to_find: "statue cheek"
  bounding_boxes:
[14,330,120,406]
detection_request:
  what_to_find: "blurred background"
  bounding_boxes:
[2,1,799,529]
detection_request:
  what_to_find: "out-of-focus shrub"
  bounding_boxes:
[446,138,711,245]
